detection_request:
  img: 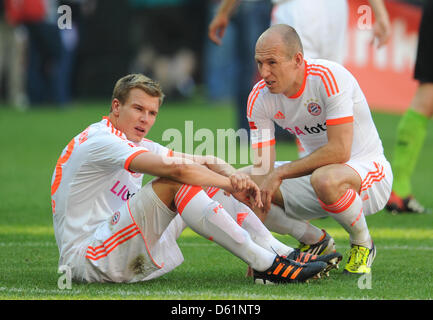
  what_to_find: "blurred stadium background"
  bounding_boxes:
[0,0,426,112]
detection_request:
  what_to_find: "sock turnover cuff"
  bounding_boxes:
[318,189,357,213]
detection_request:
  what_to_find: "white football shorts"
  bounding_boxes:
[74,181,185,283]
[276,155,393,220]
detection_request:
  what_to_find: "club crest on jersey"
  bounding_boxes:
[305,99,322,116]
[131,172,142,178]
[111,211,121,225]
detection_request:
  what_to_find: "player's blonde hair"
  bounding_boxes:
[111,74,164,111]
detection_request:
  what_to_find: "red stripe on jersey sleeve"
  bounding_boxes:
[326,116,354,126]
[124,149,148,173]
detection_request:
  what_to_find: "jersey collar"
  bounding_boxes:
[102,116,127,140]
[288,60,308,99]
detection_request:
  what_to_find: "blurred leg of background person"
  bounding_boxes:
[271,0,348,64]
[8,26,29,110]
[387,1,433,214]
[232,0,271,131]
[54,22,79,107]
[0,13,28,110]
[204,0,271,131]
[271,0,348,147]
[53,0,83,108]
[25,21,63,106]
[0,13,11,105]
[128,0,204,101]
[203,0,238,103]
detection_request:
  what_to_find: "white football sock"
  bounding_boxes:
[205,188,294,257]
[299,223,326,245]
[319,189,372,248]
[264,204,313,242]
[175,185,276,271]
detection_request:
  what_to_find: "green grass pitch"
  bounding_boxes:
[0,97,432,300]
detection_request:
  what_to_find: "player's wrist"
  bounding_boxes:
[271,166,285,182]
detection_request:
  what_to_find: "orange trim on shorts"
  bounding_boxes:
[360,162,385,192]
[85,223,141,261]
[326,116,354,126]
[126,199,164,269]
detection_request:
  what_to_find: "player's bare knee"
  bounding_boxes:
[310,168,338,198]
[152,178,184,210]
[152,177,183,192]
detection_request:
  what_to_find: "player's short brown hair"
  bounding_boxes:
[111,74,164,111]
[278,24,304,58]
[259,24,304,58]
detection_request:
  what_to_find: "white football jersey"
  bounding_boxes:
[247,58,384,160]
[51,117,172,267]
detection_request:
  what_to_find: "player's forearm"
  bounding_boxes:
[216,0,239,17]
[175,153,237,177]
[196,155,237,177]
[368,0,389,21]
[129,153,234,192]
[175,162,233,191]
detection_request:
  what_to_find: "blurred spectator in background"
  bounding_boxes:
[386,0,432,214]
[208,0,391,143]
[206,0,272,131]
[56,0,86,107]
[4,0,67,107]
[0,0,28,110]
[128,0,205,101]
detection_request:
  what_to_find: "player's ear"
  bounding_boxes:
[294,51,304,66]
[111,99,121,116]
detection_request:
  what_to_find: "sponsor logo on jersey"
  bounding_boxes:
[111,211,121,225]
[274,111,285,119]
[285,122,327,136]
[110,180,136,201]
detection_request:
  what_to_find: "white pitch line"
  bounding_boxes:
[0,286,354,300]
[0,242,432,251]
